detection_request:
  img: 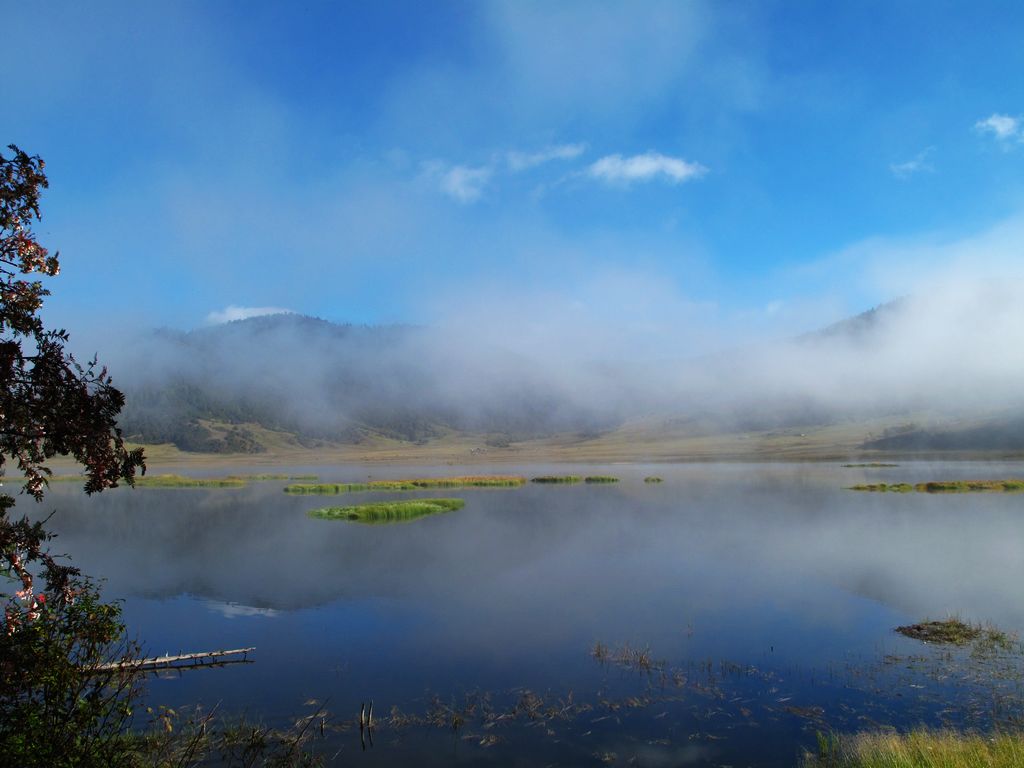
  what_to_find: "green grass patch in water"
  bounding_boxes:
[842,463,900,468]
[230,473,319,482]
[803,728,1024,768]
[134,474,248,488]
[895,618,1017,651]
[307,498,465,524]
[850,479,1024,493]
[530,476,582,484]
[848,483,914,492]
[284,475,523,494]
[916,479,1024,493]
[584,475,620,483]
[643,476,664,483]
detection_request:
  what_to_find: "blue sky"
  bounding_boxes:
[4,1,1024,340]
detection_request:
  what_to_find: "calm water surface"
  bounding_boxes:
[35,462,1024,766]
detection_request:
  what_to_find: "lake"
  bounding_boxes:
[36,461,1024,766]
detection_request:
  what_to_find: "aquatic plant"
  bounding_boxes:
[584,476,620,483]
[133,474,247,488]
[643,476,664,483]
[916,479,1024,493]
[131,703,330,767]
[285,476,524,494]
[285,482,383,494]
[232,473,319,481]
[306,498,465,524]
[895,618,1017,652]
[530,476,582,484]
[848,483,914,492]
[850,479,1024,493]
[803,728,1024,767]
[841,463,899,468]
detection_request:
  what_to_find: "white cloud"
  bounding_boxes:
[507,143,587,171]
[438,164,492,203]
[587,152,707,185]
[205,305,293,325]
[975,113,1022,142]
[890,147,935,179]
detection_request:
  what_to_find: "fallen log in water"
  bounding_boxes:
[92,647,255,673]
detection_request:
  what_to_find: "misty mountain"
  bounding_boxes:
[115,313,619,452]
[112,283,1024,455]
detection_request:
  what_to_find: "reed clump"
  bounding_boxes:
[643,476,664,483]
[803,728,1024,768]
[530,476,582,484]
[584,476,620,483]
[307,498,465,524]
[285,476,524,494]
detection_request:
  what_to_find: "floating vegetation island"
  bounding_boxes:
[307,498,465,524]
[284,476,525,494]
[841,463,900,468]
[643,476,664,483]
[584,475,620,483]
[851,479,1024,493]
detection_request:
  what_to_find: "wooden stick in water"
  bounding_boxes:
[93,647,255,672]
